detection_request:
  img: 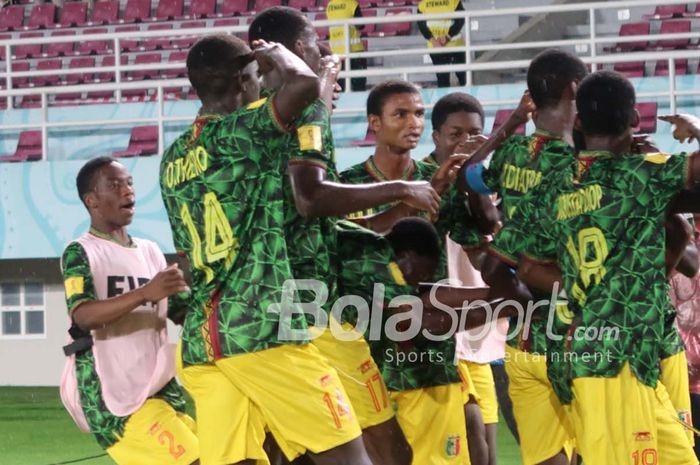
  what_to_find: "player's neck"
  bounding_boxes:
[583,134,629,156]
[431,149,449,165]
[372,144,413,180]
[200,98,239,116]
[533,103,575,145]
[90,222,130,247]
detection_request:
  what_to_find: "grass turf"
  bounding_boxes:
[0,386,522,465]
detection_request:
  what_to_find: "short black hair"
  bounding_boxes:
[367,79,420,116]
[576,70,636,137]
[249,6,310,51]
[386,217,441,258]
[187,34,252,101]
[526,48,588,109]
[431,92,484,131]
[76,156,118,206]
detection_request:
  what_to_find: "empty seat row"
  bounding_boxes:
[609,20,696,52]
[644,4,700,20]
[613,59,690,78]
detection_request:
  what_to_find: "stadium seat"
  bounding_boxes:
[147,0,185,21]
[492,109,526,136]
[656,20,691,49]
[113,125,159,157]
[253,0,283,13]
[11,61,30,88]
[369,8,412,37]
[127,52,162,81]
[78,27,112,55]
[288,0,323,12]
[610,22,650,52]
[32,59,62,87]
[65,57,96,85]
[43,30,76,57]
[314,13,328,40]
[55,2,88,28]
[360,8,377,36]
[171,21,205,49]
[636,102,657,133]
[91,54,128,83]
[219,0,255,17]
[0,33,11,60]
[0,130,42,162]
[121,0,152,23]
[644,4,686,20]
[26,3,56,29]
[115,24,141,52]
[162,50,187,78]
[0,6,25,32]
[613,61,645,78]
[212,17,239,27]
[144,23,174,50]
[181,0,217,18]
[18,94,42,108]
[12,32,43,59]
[654,59,688,76]
[351,127,376,147]
[684,4,700,17]
[88,0,120,25]
[54,91,84,105]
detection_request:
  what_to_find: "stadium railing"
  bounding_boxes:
[0,0,697,159]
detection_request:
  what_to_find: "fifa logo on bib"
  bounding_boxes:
[445,435,461,457]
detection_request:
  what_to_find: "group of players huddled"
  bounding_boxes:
[58,5,700,465]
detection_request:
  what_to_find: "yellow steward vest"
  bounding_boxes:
[418,0,465,48]
[327,0,365,54]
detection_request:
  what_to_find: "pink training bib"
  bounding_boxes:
[60,234,176,432]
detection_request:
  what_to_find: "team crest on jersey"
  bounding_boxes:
[359,360,373,374]
[445,435,461,457]
[634,431,653,442]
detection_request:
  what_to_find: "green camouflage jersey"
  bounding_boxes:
[335,221,460,390]
[500,150,690,402]
[160,96,307,367]
[61,240,186,448]
[283,99,340,319]
[479,131,576,354]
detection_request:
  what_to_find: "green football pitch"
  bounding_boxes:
[0,386,522,465]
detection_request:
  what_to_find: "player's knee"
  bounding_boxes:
[465,401,487,440]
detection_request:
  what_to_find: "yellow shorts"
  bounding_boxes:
[106,398,199,465]
[178,342,362,464]
[458,360,480,405]
[660,351,695,445]
[505,345,575,465]
[310,322,394,430]
[391,383,471,465]
[571,362,697,465]
[461,360,499,424]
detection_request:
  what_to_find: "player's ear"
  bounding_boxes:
[574,113,583,131]
[368,113,381,133]
[630,109,641,129]
[83,191,98,210]
[565,80,578,100]
[293,39,306,61]
[432,129,440,147]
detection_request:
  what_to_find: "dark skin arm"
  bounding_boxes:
[253,39,320,127]
[72,264,189,331]
[665,213,694,276]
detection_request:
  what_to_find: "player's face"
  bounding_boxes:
[298,24,322,74]
[89,162,135,227]
[397,252,438,285]
[372,93,425,151]
[239,60,260,105]
[432,111,483,156]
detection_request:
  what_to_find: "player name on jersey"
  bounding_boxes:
[163,146,209,189]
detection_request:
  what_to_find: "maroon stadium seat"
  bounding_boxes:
[636,102,657,133]
[33,59,62,87]
[144,23,174,50]
[644,4,686,20]
[162,50,187,78]
[684,4,700,17]
[253,0,283,13]
[351,127,376,147]
[0,6,25,32]
[127,52,162,81]
[171,21,205,49]
[44,30,76,57]
[89,0,120,25]
[613,61,645,78]
[314,13,328,40]
[219,0,254,16]
[288,0,322,12]
[181,0,217,18]
[113,126,159,157]
[26,3,56,29]
[492,109,526,136]
[13,32,43,59]
[0,33,10,61]
[65,56,96,85]
[78,27,112,55]
[656,20,691,49]
[369,8,411,37]
[11,60,30,88]
[56,2,88,28]
[212,17,239,27]
[0,131,42,162]
[121,0,152,23]
[654,59,688,76]
[115,24,141,52]
[147,0,184,21]
[610,22,650,52]
[92,54,128,83]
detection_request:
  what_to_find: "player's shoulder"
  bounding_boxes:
[62,239,88,257]
[414,159,438,177]
[339,158,371,182]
